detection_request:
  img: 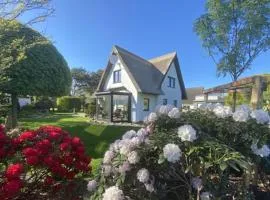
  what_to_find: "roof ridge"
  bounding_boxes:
[148,51,176,62]
[114,45,153,66]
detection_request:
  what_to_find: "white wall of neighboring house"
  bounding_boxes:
[157,62,182,107]
[103,59,138,122]
[18,97,31,107]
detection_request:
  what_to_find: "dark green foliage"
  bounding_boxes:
[71,67,103,96]
[0,19,72,96]
[194,0,270,81]
[57,96,82,112]
[34,97,53,111]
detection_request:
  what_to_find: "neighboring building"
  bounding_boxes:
[182,87,204,107]
[95,45,187,123]
[182,87,225,109]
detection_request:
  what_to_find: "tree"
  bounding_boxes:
[194,0,270,111]
[71,68,103,96]
[0,0,54,25]
[0,19,71,128]
[225,91,250,107]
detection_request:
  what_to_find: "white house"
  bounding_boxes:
[95,45,186,123]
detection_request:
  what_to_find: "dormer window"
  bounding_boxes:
[113,70,121,83]
[168,76,175,88]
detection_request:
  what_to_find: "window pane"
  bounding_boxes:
[143,98,149,111]
[173,100,177,107]
[163,99,167,105]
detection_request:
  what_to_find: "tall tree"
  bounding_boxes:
[71,68,103,96]
[0,19,71,128]
[194,0,270,111]
[0,0,54,25]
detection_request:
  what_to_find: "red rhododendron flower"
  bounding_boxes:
[60,142,70,151]
[62,155,74,166]
[26,156,39,166]
[6,163,24,180]
[22,147,39,157]
[43,156,56,167]
[44,176,55,185]
[71,137,81,146]
[18,131,36,142]
[0,124,4,133]
[3,179,23,195]
[49,131,62,140]
[66,171,76,180]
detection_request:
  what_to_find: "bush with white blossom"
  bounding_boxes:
[89,104,270,200]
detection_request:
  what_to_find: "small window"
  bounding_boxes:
[113,70,121,83]
[163,99,167,105]
[143,98,149,111]
[168,76,175,88]
[173,100,177,107]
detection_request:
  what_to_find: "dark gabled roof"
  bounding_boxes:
[182,87,204,104]
[97,45,187,98]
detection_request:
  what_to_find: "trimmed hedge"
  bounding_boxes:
[57,96,82,112]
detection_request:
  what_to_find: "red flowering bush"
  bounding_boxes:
[0,124,91,199]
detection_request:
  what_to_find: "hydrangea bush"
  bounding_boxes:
[0,125,91,199]
[88,104,270,200]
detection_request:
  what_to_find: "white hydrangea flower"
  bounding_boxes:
[137,168,150,183]
[130,136,143,147]
[213,105,232,118]
[233,109,249,122]
[109,139,121,152]
[136,128,148,138]
[168,108,181,118]
[102,186,124,200]
[122,130,137,140]
[103,150,115,164]
[128,151,140,164]
[118,161,131,174]
[148,112,158,122]
[205,103,214,111]
[163,144,182,163]
[119,143,132,156]
[200,192,211,200]
[191,177,203,191]
[178,125,197,142]
[102,165,112,177]
[144,183,154,192]
[251,143,270,157]
[250,109,270,124]
[198,103,207,110]
[87,180,97,192]
[236,104,251,113]
[159,104,174,115]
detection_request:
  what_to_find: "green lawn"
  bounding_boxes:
[18,113,139,175]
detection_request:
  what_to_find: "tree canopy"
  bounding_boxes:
[194,0,270,81]
[71,67,103,96]
[0,19,72,97]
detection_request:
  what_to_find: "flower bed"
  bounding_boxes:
[88,104,270,200]
[0,125,91,200]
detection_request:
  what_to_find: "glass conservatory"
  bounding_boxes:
[95,91,131,123]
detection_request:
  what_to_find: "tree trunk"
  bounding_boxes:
[232,89,237,112]
[11,93,18,128]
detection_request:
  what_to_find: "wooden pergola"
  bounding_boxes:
[203,75,269,109]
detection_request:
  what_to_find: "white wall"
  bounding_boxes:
[103,59,138,122]
[157,62,182,107]
[136,93,157,122]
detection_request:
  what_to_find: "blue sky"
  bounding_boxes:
[28,0,269,88]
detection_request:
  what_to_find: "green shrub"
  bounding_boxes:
[85,99,96,117]
[35,97,53,112]
[57,96,82,112]
[0,104,11,117]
